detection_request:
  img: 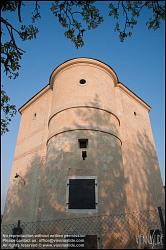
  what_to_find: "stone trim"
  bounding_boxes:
[48,106,121,127]
[47,129,122,146]
[49,57,118,88]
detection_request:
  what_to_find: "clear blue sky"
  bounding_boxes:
[1,2,165,212]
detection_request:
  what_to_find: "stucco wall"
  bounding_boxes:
[40,130,124,220]
[50,63,117,115]
[2,88,52,224]
[48,107,120,141]
[116,87,164,211]
[2,58,164,233]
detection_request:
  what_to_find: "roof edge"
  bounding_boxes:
[18,84,50,114]
[117,82,151,111]
[49,57,119,88]
[18,58,151,114]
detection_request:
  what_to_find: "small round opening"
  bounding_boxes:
[134,112,136,116]
[34,113,36,117]
[80,79,86,84]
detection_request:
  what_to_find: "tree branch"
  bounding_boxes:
[121,1,130,32]
[1,17,25,53]
[18,0,22,22]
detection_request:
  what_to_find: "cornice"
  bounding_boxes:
[49,57,119,88]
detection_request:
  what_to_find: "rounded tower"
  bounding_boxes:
[38,58,125,247]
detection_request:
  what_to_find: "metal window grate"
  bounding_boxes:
[69,179,96,209]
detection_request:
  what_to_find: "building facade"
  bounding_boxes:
[2,58,164,248]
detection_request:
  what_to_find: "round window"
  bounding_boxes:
[79,79,86,84]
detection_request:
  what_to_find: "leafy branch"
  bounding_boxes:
[1,87,17,135]
[109,1,165,42]
[50,1,103,48]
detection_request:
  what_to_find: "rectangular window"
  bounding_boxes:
[67,178,97,209]
[78,139,88,148]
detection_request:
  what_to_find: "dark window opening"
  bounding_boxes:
[68,235,98,249]
[134,112,136,116]
[82,151,87,160]
[78,139,88,148]
[68,179,96,209]
[34,113,37,117]
[80,79,86,84]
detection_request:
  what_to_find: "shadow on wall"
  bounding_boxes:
[125,129,164,210]
[2,94,164,248]
[2,154,42,224]
[37,94,164,248]
[40,94,126,216]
